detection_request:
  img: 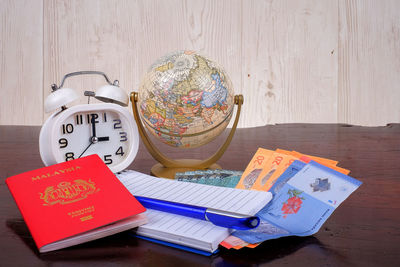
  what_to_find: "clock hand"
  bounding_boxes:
[79,115,98,159]
[78,139,94,158]
[91,115,97,137]
[97,136,109,142]
[79,115,105,158]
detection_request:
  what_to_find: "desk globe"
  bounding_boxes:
[131,50,243,178]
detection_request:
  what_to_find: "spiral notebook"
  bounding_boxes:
[116,170,272,254]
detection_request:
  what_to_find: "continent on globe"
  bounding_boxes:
[138,50,235,148]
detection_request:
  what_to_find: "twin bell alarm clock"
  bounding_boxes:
[39,71,139,173]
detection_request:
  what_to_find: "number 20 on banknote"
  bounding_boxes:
[236,148,274,190]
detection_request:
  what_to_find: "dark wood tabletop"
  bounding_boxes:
[1,124,399,266]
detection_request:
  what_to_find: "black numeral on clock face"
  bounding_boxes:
[76,114,83,125]
[116,146,124,156]
[62,124,74,134]
[65,152,75,161]
[104,155,113,165]
[86,113,99,124]
[91,113,99,123]
[113,119,122,129]
[119,132,127,142]
[59,138,68,148]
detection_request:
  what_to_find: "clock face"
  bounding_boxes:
[40,103,139,172]
[54,110,132,167]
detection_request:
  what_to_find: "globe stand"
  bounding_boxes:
[130,92,243,179]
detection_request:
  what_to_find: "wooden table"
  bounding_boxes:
[1,124,399,266]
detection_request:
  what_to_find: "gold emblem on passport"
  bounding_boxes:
[40,179,100,206]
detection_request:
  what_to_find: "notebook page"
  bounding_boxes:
[117,170,272,252]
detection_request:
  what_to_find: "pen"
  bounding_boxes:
[135,196,260,230]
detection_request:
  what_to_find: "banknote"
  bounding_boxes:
[221,233,261,249]
[251,152,297,191]
[274,149,350,175]
[289,150,339,166]
[299,154,350,175]
[232,160,362,244]
[175,169,243,188]
[220,235,248,249]
[176,169,233,180]
[236,148,274,189]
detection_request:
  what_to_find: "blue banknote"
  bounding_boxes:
[233,160,362,244]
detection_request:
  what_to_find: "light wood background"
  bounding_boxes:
[1,0,399,127]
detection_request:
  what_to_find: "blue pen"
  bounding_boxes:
[135,196,260,230]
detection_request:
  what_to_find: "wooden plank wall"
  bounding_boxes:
[1,0,399,127]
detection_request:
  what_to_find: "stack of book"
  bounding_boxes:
[116,170,272,255]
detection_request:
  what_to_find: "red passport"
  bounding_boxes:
[6,154,147,253]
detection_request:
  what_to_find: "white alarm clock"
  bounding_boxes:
[39,71,139,173]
